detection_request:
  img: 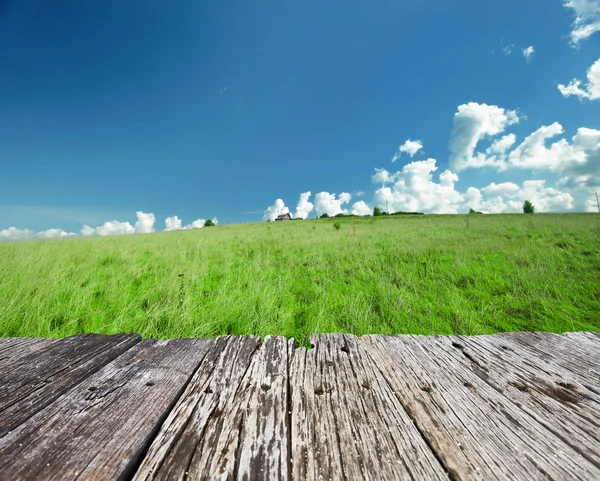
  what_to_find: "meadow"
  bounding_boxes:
[0,214,599,346]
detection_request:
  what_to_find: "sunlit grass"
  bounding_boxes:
[1,214,599,346]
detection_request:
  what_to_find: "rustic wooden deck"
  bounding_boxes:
[0,332,599,480]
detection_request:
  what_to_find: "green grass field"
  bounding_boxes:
[1,214,599,346]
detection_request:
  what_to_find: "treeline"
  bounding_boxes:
[319,207,424,219]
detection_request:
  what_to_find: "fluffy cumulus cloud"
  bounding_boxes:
[313,192,352,217]
[522,46,535,62]
[476,181,574,213]
[134,211,155,234]
[0,226,77,242]
[164,215,209,231]
[372,159,464,214]
[1,210,214,242]
[449,102,519,171]
[391,139,423,162]
[351,201,372,216]
[563,0,600,45]
[294,192,314,219]
[81,220,135,237]
[558,57,600,100]
[0,227,36,241]
[263,199,289,221]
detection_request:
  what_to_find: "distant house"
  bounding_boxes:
[275,213,292,221]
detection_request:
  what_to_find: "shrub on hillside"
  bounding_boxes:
[523,201,535,214]
[204,219,215,227]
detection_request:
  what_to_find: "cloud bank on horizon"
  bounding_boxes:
[0,212,218,242]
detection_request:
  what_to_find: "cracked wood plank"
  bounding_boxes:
[289,334,448,481]
[443,334,600,467]
[134,335,289,480]
[360,334,600,480]
[493,332,600,386]
[0,338,212,480]
[0,338,57,364]
[0,333,140,437]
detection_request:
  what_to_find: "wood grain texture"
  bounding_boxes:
[494,332,600,386]
[289,334,448,481]
[446,334,600,467]
[0,338,212,481]
[0,333,141,437]
[134,335,290,481]
[360,334,600,480]
[0,338,57,364]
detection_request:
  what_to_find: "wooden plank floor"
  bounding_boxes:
[0,332,599,480]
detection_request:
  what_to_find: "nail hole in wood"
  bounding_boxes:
[88,386,97,392]
[556,381,577,391]
[261,384,270,392]
[510,382,529,393]
[362,381,371,390]
[341,345,349,354]
[451,342,464,350]
[421,386,433,394]
[310,343,315,349]
[500,345,513,351]
[314,387,324,396]
[464,382,474,389]
[145,381,155,387]
[205,388,213,394]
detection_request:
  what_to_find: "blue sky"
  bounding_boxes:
[1,0,599,239]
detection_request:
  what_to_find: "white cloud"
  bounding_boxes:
[481,182,520,195]
[372,168,394,185]
[506,123,590,172]
[294,192,314,219]
[464,187,483,211]
[355,191,365,197]
[165,216,183,231]
[558,57,600,100]
[373,159,464,214]
[486,134,517,155]
[351,201,372,216]
[81,220,135,237]
[263,199,289,221]
[0,227,36,241]
[563,0,600,45]
[391,139,423,162]
[36,229,77,239]
[313,192,352,217]
[522,46,535,62]
[449,102,519,171]
[476,180,574,213]
[165,215,208,230]
[134,211,155,234]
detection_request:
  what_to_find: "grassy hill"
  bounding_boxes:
[1,214,598,346]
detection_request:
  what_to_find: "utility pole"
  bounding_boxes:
[596,193,600,213]
[386,200,389,214]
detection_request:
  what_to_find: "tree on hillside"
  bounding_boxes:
[523,200,535,214]
[469,208,476,214]
[204,219,215,227]
[373,206,382,217]
[320,213,330,219]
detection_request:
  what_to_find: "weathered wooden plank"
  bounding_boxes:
[360,334,600,480]
[135,335,291,480]
[0,338,212,481]
[563,331,600,345]
[445,334,600,467]
[493,332,600,385]
[0,337,57,364]
[0,333,141,437]
[290,334,448,481]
